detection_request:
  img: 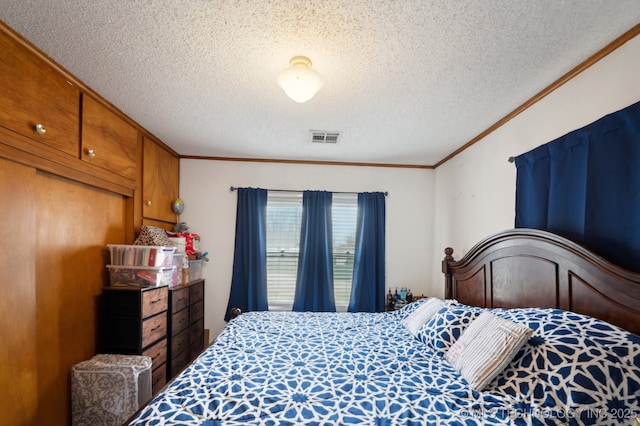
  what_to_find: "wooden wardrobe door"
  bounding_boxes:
[35,171,126,425]
[0,158,38,424]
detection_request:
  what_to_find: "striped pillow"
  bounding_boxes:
[400,298,445,336]
[392,298,428,321]
[444,311,532,390]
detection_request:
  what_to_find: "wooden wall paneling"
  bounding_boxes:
[0,158,38,425]
[0,20,172,423]
[127,131,145,244]
[34,171,127,425]
[142,218,178,232]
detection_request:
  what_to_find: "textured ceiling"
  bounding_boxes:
[2,1,640,166]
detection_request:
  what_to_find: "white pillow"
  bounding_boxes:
[401,298,445,335]
[444,310,532,390]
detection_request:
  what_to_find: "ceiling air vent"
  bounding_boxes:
[310,130,341,144]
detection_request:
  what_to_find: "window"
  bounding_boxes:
[266,191,358,311]
[266,192,302,311]
[331,193,358,310]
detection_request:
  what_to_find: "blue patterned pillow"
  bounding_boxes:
[487,308,640,420]
[416,304,483,353]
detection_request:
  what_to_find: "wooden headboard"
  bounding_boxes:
[442,228,640,335]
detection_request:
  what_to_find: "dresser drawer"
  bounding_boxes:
[171,308,190,336]
[171,287,190,312]
[142,287,168,319]
[142,312,166,348]
[142,338,167,371]
[190,281,204,302]
[189,300,204,321]
[171,348,190,376]
[151,363,167,395]
[189,317,204,344]
[189,338,204,358]
[171,328,189,356]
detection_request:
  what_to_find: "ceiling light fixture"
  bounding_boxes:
[277,56,323,103]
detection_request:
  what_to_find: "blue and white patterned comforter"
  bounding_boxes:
[129,306,640,425]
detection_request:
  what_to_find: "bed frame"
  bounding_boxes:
[442,228,640,335]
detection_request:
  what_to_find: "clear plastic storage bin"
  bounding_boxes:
[107,265,175,288]
[190,259,204,280]
[107,244,176,267]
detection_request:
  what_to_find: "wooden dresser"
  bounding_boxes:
[168,279,205,378]
[100,286,169,394]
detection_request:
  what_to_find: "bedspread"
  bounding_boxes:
[129,308,640,426]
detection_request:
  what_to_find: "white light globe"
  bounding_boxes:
[277,56,324,103]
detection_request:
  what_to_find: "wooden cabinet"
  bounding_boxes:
[0,21,180,424]
[167,280,205,378]
[0,25,141,196]
[81,94,138,180]
[143,135,180,223]
[0,27,80,156]
[100,286,169,394]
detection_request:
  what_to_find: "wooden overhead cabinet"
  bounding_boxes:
[81,94,138,180]
[143,135,180,224]
[0,27,80,157]
[0,26,138,196]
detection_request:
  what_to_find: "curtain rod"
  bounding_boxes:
[229,186,389,196]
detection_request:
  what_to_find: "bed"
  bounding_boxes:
[128,229,640,425]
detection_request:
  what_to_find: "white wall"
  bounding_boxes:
[180,160,434,338]
[432,34,640,288]
[181,34,640,339]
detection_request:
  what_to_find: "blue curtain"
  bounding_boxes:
[224,188,269,321]
[293,191,336,312]
[515,99,640,271]
[348,192,386,312]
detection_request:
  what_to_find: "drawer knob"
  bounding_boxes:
[146,200,152,206]
[34,123,47,135]
[86,148,96,158]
